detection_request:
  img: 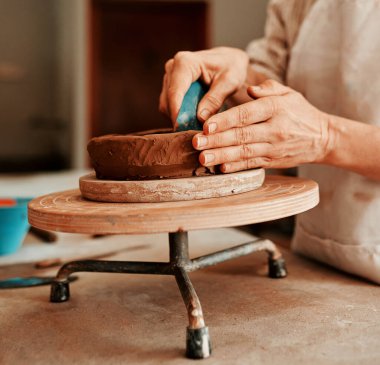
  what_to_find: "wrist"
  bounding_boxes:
[319,112,339,165]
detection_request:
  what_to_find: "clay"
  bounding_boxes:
[87,129,216,180]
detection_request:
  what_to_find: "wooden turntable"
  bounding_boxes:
[28,174,319,359]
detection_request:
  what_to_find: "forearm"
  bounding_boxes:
[324,114,380,181]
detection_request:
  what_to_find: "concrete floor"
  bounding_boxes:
[0,228,379,365]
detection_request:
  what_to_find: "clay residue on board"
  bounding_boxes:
[88,129,216,180]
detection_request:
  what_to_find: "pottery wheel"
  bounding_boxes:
[29,175,319,235]
[79,168,265,203]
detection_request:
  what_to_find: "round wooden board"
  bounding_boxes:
[79,169,265,203]
[29,175,319,235]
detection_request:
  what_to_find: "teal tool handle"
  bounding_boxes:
[176,80,208,131]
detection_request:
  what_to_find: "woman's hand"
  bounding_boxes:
[159,47,249,125]
[192,79,334,173]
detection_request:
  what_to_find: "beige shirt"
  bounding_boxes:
[246,0,316,83]
[247,0,380,284]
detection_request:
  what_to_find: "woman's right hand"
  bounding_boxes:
[159,47,249,126]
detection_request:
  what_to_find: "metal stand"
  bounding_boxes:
[50,231,287,359]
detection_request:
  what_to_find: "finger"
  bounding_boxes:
[220,157,273,173]
[164,60,174,117]
[167,52,201,122]
[193,123,272,150]
[158,73,169,115]
[247,79,291,98]
[203,98,276,134]
[198,143,273,166]
[197,73,238,122]
[221,156,299,173]
[159,59,174,116]
[165,58,174,74]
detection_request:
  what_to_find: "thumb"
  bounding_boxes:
[247,79,291,98]
[197,74,238,122]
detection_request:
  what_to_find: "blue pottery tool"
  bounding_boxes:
[0,275,78,289]
[176,80,208,131]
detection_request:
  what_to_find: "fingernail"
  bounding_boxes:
[207,122,217,133]
[203,153,215,164]
[196,136,208,148]
[251,85,261,92]
[199,109,211,120]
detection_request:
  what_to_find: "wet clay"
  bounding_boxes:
[87,129,216,180]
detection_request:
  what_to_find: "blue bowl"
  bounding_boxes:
[0,197,33,255]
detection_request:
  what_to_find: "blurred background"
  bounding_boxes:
[0,0,269,173]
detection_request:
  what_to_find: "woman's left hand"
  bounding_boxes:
[192,79,334,173]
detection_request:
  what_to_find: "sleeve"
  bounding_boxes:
[246,0,315,83]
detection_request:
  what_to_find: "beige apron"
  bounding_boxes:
[287,0,380,284]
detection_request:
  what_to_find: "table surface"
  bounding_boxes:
[0,169,89,198]
[28,175,319,235]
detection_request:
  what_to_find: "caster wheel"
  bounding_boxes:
[50,281,70,303]
[268,257,287,278]
[186,327,211,359]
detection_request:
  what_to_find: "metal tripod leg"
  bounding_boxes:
[50,260,170,302]
[169,232,211,359]
[174,267,211,359]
